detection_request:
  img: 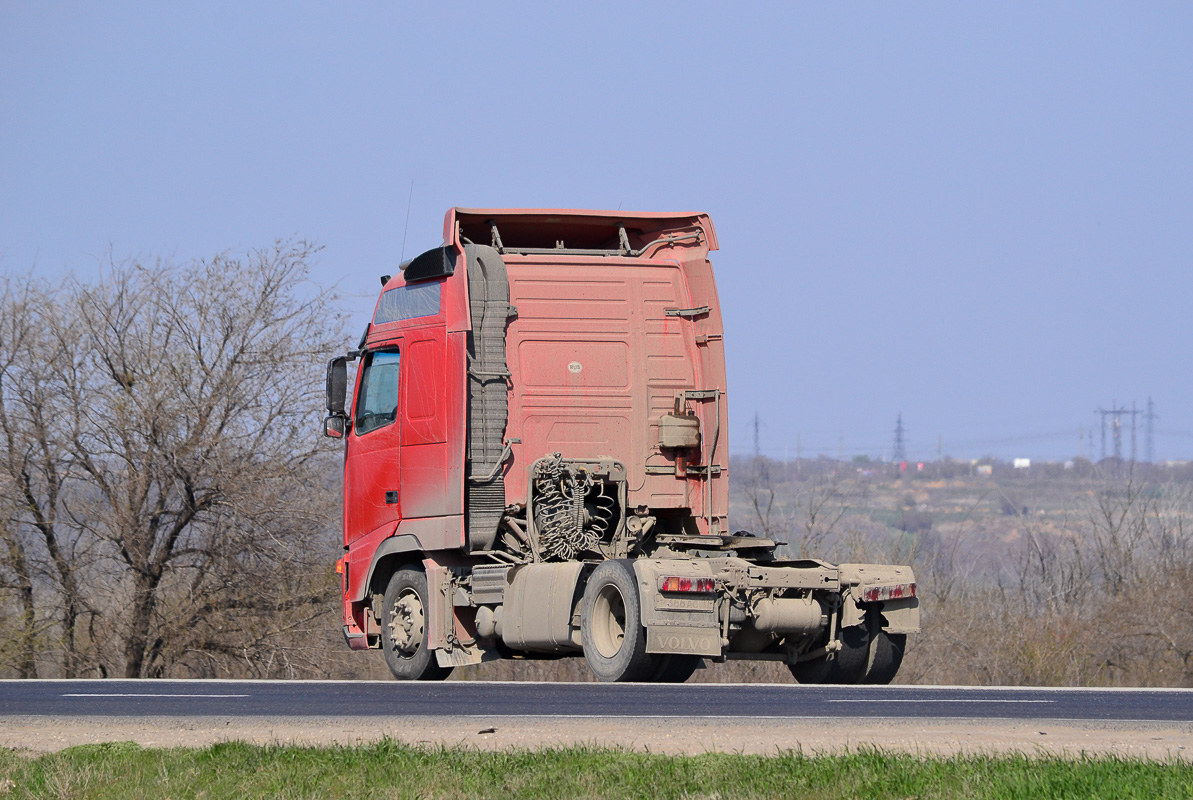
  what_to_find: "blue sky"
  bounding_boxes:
[3,3,1191,462]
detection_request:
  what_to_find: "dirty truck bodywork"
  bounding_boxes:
[324,208,918,683]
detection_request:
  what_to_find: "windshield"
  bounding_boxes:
[374,282,440,324]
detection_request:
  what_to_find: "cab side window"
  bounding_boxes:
[354,350,400,435]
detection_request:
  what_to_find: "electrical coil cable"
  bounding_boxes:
[533,453,610,561]
[588,478,615,540]
[534,454,572,558]
[567,471,589,543]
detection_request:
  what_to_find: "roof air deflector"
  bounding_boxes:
[402,246,456,282]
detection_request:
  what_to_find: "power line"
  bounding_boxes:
[734,422,1192,461]
[762,429,1080,457]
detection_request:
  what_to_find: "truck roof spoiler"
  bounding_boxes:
[450,208,719,256]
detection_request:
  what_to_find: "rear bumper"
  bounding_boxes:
[633,557,920,658]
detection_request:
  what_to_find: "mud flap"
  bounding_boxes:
[425,563,452,651]
[426,562,493,667]
[436,646,495,668]
[646,625,722,657]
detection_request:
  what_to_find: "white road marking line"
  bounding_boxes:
[828,699,1053,704]
[329,712,1076,719]
[3,679,1188,694]
[61,693,249,698]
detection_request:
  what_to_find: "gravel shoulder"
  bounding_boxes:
[1,715,1190,761]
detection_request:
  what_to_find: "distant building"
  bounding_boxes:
[976,464,993,476]
[1013,458,1031,470]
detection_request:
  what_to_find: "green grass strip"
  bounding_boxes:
[0,740,1190,799]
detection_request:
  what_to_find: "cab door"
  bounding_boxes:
[398,326,450,518]
[344,345,403,544]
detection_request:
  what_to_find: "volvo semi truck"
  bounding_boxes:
[324,208,918,683]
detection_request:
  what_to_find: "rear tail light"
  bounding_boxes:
[659,576,716,593]
[861,582,917,603]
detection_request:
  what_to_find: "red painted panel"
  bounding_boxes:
[345,520,399,600]
[402,334,445,444]
[399,325,451,519]
[444,330,467,519]
[445,208,727,534]
[400,442,448,518]
[343,345,403,546]
[501,258,715,520]
[518,340,630,388]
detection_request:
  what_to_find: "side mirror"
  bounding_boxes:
[326,356,348,415]
[324,415,346,439]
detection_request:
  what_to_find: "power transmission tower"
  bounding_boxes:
[1100,412,1107,461]
[1096,402,1141,463]
[893,413,906,462]
[1145,397,1158,463]
[753,412,761,460]
[1131,400,1138,463]
[753,412,768,481]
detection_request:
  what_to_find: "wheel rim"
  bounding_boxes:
[592,583,627,659]
[389,588,425,658]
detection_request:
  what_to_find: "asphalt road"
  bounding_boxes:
[2,681,1192,722]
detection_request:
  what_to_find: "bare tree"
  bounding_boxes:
[0,279,42,677]
[0,242,346,678]
[1085,474,1153,597]
[0,275,93,676]
[793,470,854,558]
[735,455,858,560]
[739,455,784,539]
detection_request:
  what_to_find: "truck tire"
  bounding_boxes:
[380,568,453,681]
[861,630,906,685]
[581,560,657,682]
[651,655,703,683]
[787,624,869,685]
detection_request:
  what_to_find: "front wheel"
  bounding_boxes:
[581,560,657,682]
[380,568,453,681]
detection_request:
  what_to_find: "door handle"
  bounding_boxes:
[385,491,399,505]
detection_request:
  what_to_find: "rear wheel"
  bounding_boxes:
[651,655,703,683]
[788,623,870,685]
[381,568,453,681]
[861,630,906,685]
[581,560,657,682]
